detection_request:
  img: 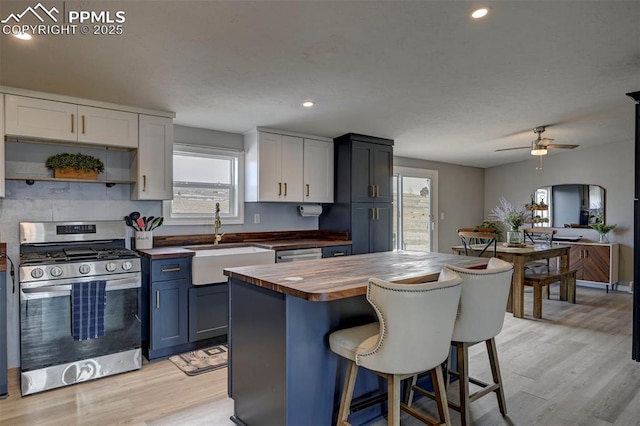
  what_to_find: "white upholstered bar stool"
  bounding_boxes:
[329,269,463,426]
[410,258,513,426]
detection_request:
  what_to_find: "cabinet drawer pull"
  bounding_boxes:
[332,251,346,257]
[71,114,75,133]
[143,175,147,192]
[278,182,282,196]
[82,115,86,134]
[370,185,374,198]
[376,185,380,197]
[156,290,160,309]
[306,184,310,197]
[161,267,181,273]
[284,182,287,196]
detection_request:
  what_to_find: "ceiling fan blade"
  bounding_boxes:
[495,146,531,152]
[536,138,554,146]
[546,144,579,149]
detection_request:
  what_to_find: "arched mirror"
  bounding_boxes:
[532,184,605,228]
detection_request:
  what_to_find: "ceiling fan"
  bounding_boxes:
[495,126,579,170]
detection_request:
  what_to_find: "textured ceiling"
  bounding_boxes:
[1,0,639,168]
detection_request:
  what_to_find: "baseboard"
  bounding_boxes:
[576,281,632,293]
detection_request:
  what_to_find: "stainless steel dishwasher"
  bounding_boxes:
[275,248,323,263]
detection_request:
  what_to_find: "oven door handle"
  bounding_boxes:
[21,277,141,300]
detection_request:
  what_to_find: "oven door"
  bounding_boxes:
[20,273,141,372]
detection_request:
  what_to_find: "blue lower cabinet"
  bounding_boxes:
[189,284,229,341]
[142,256,228,361]
[322,245,352,258]
[151,280,189,350]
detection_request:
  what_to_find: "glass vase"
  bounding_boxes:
[598,232,609,243]
[507,228,523,246]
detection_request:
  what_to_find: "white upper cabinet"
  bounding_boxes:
[4,94,138,148]
[245,130,303,202]
[77,106,138,148]
[0,94,5,198]
[303,139,333,203]
[132,115,173,200]
[245,129,333,203]
[5,95,77,142]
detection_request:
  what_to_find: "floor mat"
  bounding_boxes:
[169,345,228,376]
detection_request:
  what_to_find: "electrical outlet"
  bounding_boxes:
[254,213,261,224]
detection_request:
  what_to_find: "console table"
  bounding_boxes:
[561,242,619,292]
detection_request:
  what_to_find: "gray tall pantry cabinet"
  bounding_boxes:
[320,133,394,254]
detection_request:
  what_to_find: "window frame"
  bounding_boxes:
[162,144,245,225]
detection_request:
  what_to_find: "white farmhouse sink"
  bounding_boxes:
[189,246,275,285]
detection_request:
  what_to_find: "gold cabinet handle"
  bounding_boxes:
[284,182,288,196]
[376,207,380,220]
[156,290,160,309]
[82,115,86,134]
[161,267,181,273]
[71,114,75,133]
[371,208,375,220]
[370,185,374,198]
[278,182,282,196]
[306,184,310,197]
[376,185,380,197]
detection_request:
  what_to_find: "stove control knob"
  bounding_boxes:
[31,268,44,279]
[105,262,117,272]
[122,261,133,271]
[79,264,91,275]
[50,266,64,277]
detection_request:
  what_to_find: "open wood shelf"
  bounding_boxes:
[6,175,134,187]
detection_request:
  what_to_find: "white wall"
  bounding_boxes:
[394,156,485,253]
[485,140,634,283]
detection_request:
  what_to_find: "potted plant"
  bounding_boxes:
[591,214,616,243]
[45,152,105,180]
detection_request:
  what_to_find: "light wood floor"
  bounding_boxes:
[1,285,638,425]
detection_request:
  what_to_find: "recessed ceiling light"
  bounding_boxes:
[13,31,32,40]
[302,101,316,108]
[471,8,489,19]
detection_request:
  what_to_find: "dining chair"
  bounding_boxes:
[522,228,558,287]
[457,230,498,257]
[329,269,463,426]
[407,257,514,426]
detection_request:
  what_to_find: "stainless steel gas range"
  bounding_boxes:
[19,221,142,396]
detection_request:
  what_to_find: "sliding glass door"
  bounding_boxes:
[393,167,438,252]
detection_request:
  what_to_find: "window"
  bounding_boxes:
[163,144,244,225]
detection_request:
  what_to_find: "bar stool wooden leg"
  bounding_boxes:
[337,360,358,426]
[387,374,401,426]
[486,337,507,415]
[431,365,452,426]
[457,342,471,426]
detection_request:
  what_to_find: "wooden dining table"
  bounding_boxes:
[452,243,571,318]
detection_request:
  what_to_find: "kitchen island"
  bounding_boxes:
[224,251,487,426]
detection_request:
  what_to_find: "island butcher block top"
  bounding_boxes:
[224,250,488,301]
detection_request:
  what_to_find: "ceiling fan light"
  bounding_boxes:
[531,148,548,156]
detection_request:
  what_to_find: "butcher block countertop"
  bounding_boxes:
[224,250,487,301]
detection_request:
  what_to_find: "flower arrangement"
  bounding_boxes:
[490,197,532,231]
